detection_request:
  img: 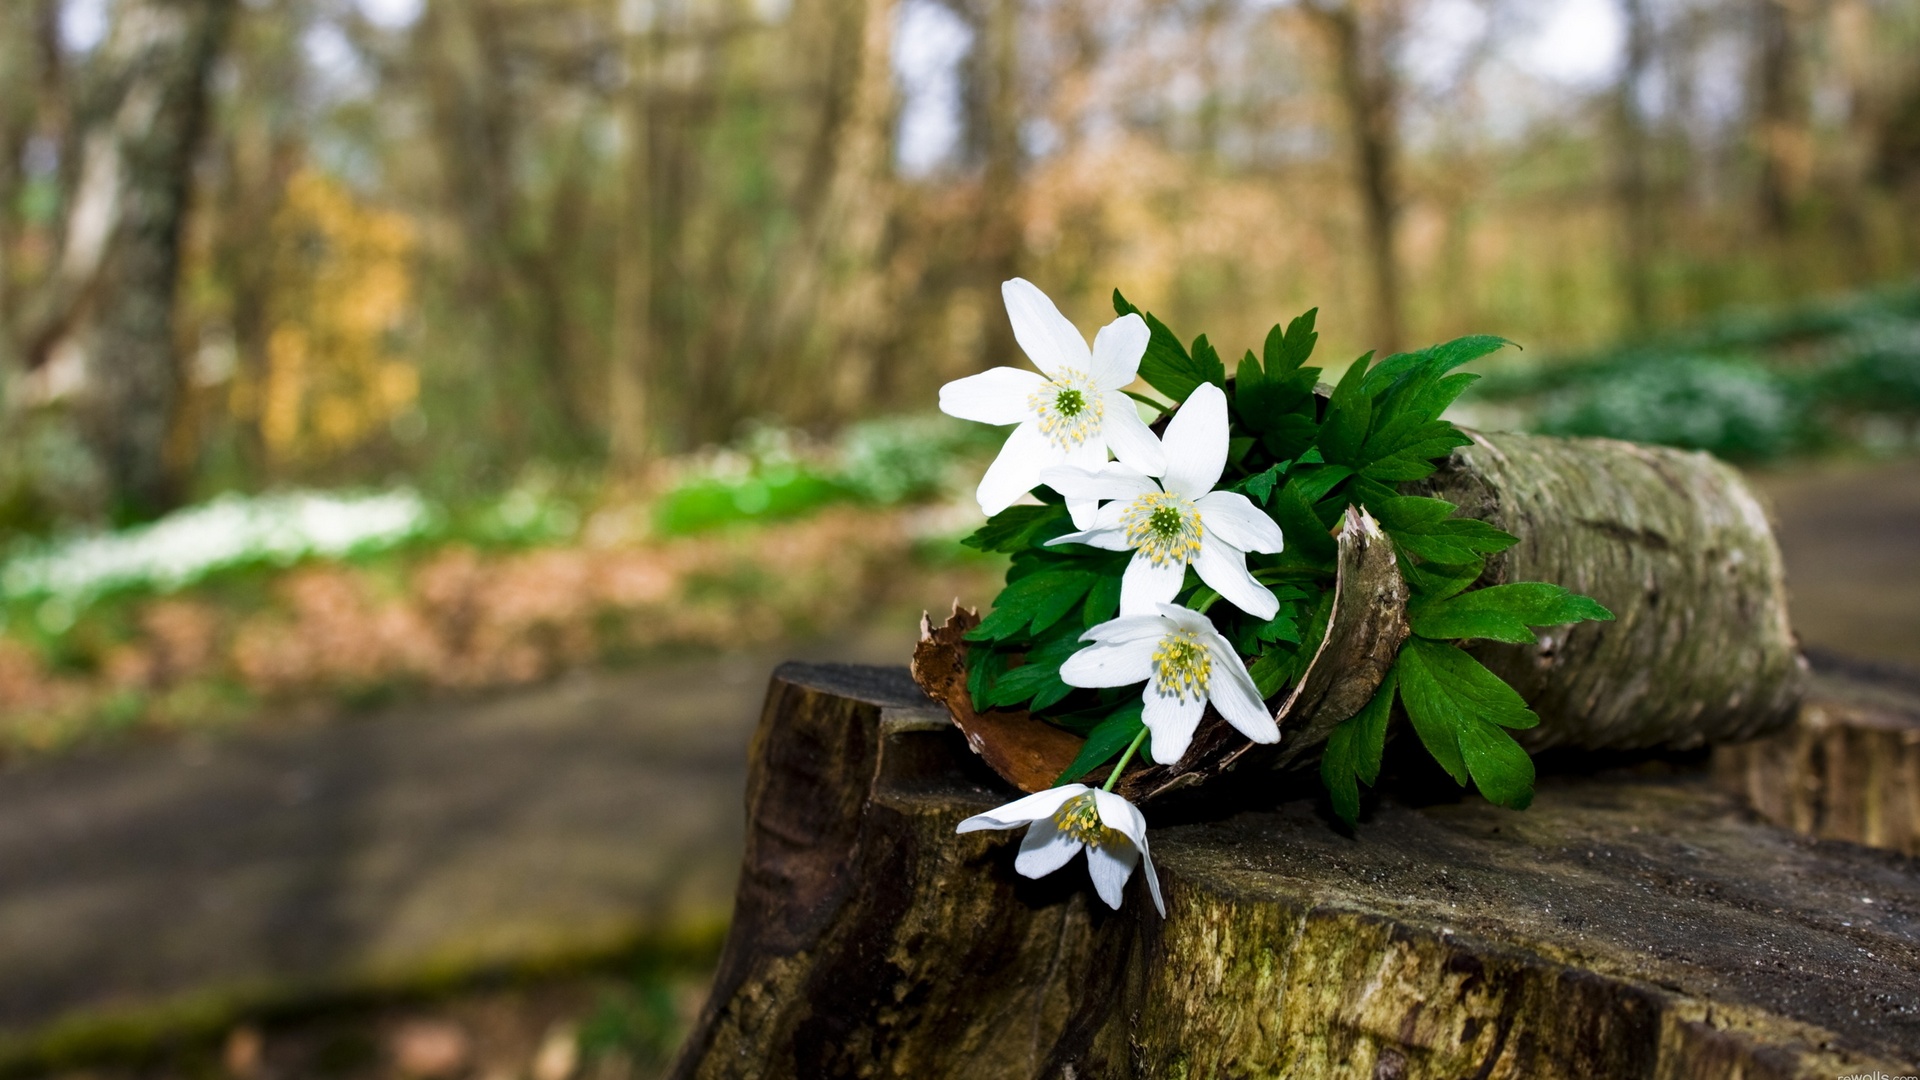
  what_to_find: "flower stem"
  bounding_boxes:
[1103,726,1151,792]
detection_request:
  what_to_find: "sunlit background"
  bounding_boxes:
[0,0,1917,1075]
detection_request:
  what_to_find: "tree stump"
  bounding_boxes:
[670,662,1920,1080]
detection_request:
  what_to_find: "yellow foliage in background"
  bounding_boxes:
[239,168,419,464]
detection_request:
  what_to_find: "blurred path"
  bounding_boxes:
[0,631,916,1053]
[1753,456,1920,670]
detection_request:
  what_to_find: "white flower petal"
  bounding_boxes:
[974,422,1057,516]
[1194,534,1279,620]
[1002,278,1090,377]
[955,783,1088,832]
[1060,638,1158,688]
[1090,313,1149,389]
[938,367,1047,426]
[1015,816,1084,878]
[1084,837,1139,910]
[1205,637,1278,744]
[1079,612,1172,646]
[1160,381,1229,498]
[1120,550,1187,616]
[1040,463,1159,503]
[1141,688,1207,764]
[1139,841,1166,915]
[1066,498,1098,531]
[1195,490,1285,554]
[1047,524,1132,551]
[1102,392,1168,477]
[1092,789,1148,848]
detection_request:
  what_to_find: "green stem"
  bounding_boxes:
[1103,726,1151,792]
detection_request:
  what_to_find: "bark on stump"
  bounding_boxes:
[671,663,1920,1080]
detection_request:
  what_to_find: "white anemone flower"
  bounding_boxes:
[1042,381,1285,619]
[1061,603,1278,765]
[956,783,1165,915]
[938,278,1167,525]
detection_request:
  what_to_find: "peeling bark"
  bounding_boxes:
[671,664,1920,1080]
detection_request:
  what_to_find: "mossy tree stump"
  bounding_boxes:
[670,663,1920,1080]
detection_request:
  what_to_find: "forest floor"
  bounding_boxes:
[0,455,1912,1079]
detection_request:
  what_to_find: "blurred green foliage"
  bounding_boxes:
[1481,281,1920,461]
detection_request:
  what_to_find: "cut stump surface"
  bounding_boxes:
[673,662,1920,1080]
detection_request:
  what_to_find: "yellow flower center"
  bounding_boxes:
[1153,629,1213,702]
[1052,792,1114,845]
[1121,491,1202,568]
[1029,372,1105,451]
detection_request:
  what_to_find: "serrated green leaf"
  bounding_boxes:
[1114,290,1219,402]
[1270,482,1337,564]
[1372,496,1457,530]
[1394,638,1539,807]
[1400,558,1484,601]
[968,648,1009,713]
[1259,413,1320,462]
[1054,702,1146,785]
[1237,463,1286,503]
[1320,671,1396,824]
[962,503,1074,554]
[967,568,1099,641]
[1284,464,1353,506]
[1268,309,1320,373]
[1362,335,1513,397]
[1410,583,1616,643]
[1318,353,1376,466]
[1083,572,1121,626]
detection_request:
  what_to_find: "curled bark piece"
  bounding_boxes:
[1120,505,1408,800]
[1418,432,1805,752]
[911,603,1083,793]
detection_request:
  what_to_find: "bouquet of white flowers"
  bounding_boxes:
[916,279,1615,914]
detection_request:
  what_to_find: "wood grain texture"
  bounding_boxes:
[671,664,1919,1080]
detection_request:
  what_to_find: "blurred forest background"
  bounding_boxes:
[1,0,1919,753]
[3,0,1918,521]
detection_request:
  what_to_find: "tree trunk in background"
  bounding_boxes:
[972,0,1023,371]
[608,5,655,472]
[69,0,234,520]
[1613,0,1655,332]
[1310,0,1405,355]
[1752,0,1804,237]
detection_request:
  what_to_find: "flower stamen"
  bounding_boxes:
[1152,629,1212,702]
[1052,792,1114,845]
[1029,372,1106,451]
[1121,492,1203,568]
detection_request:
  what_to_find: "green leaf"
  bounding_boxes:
[962,503,1073,554]
[1236,463,1286,504]
[1054,702,1146,785]
[1400,558,1484,602]
[1318,353,1376,466]
[1270,482,1337,564]
[968,648,1008,713]
[1113,290,1220,402]
[1394,638,1539,808]
[1259,413,1320,462]
[1362,335,1513,397]
[1370,498,1519,565]
[966,568,1100,641]
[1083,572,1121,626]
[1410,582,1616,643]
[1320,671,1396,825]
[1284,464,1353,506]
[1267,309,1320,373]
